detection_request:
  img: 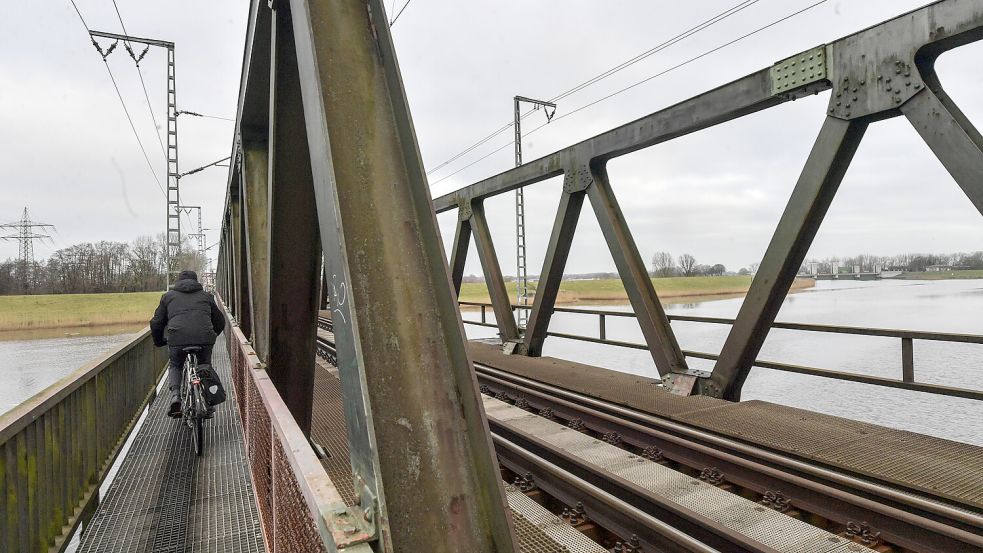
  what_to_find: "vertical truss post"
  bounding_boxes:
[242,144,271,360]
[710,117,867,400]
[287,0,516,549]
[585,162,688,378]
[449,208,473,296]
[263,6,321,435]
[233,181,253,337]
[523,180,585,356]
[470,201,522,345]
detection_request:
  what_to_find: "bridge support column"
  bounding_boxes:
[262,5,321,436]
[710,117,867,400]
[287,0,517,549]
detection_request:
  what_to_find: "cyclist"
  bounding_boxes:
[150,270,225,418]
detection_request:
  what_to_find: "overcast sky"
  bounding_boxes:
[3,0,982,276]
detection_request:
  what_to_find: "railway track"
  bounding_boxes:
[315,319,983,553]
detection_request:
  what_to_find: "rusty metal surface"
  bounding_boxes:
[486,396,876,553]
[468,341,725,418]
[473,339,983,514]
[676,400,983,511]
[308,353,606,553]
[76,338,265,553]
[810,424,983,510]
[311,363,357,506]
[504,484,608,553]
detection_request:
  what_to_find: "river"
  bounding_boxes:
[464,279,983,446]
[2,280,981,446]
[0,328,144,416]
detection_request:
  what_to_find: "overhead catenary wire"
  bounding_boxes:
[430,0,830,187]
[111,0,168,162]
[425,0,763,178]
[68,0,166,198]
[390,0,414,26]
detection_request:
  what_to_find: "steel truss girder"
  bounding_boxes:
[219,0,519,551]
[436,0,983,400]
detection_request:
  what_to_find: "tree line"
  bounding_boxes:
[802,252,983,274]
[0,235,206,295]
[651,252,728,277]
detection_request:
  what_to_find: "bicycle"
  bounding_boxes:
[179,346,209,456]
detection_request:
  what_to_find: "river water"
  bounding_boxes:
[464,279,983,446]
[0,328,143,416]
[3,280,981,446]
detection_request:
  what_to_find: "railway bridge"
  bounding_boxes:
[2,0,982,551]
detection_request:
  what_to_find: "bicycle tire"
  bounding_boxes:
[193,415,203,456]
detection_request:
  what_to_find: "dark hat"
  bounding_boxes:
[178,270,199,281]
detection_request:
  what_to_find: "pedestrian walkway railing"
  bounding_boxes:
[222,301,372,553]
[459,301,983,401]
[0,329,166,553]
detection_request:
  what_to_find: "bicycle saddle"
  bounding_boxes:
[182,346,203,353]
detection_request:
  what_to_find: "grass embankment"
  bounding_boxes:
[459,275,814,305]
[895,270,983,280]
[0,292,161,332]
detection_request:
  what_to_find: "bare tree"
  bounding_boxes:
[651,251,675,277]
[678,253,697,276]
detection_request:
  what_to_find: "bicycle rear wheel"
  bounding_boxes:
[192,385,206,456]
[193,416,203,456]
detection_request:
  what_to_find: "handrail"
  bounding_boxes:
[459,301,983,401]
[221,298,372,552]
[0,329,167,553]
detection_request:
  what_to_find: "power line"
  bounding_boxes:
[425,0,762,178]
[111,0,168,162]
[430,0,829,187]
[67,0,166,198]
[390,0,414,26]
[547,0,762,103]
[101,61,167,197]
[176,110,236,122]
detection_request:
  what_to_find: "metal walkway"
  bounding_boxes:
[76,339,265,553]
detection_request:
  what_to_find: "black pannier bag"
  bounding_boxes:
[197,364,227,406]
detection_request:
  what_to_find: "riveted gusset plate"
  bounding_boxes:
[563,166,593,194]
[770,46,828,96]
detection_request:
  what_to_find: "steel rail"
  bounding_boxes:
[474,364,983,553]
[492,414,807,553]
[314,328,983,552]
[493,436,723,553]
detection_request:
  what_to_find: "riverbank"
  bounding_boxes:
[458,275,814,305]
[0,292,161,332]
[895,270,983,280]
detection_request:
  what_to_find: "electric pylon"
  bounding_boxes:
[0,207,55,290]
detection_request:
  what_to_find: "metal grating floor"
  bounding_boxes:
[76,339,266,553]
[470,341,983,511]
[485,396,876,553]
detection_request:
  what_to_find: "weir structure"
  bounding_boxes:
[1,1,982,552]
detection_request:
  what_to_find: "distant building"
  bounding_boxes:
[924,264,970,272]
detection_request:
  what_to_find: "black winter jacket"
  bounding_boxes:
[150,279,225,347]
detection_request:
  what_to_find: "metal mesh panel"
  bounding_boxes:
[271,435,327,553]
[245,368,274,549]
[310,364,358,505]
